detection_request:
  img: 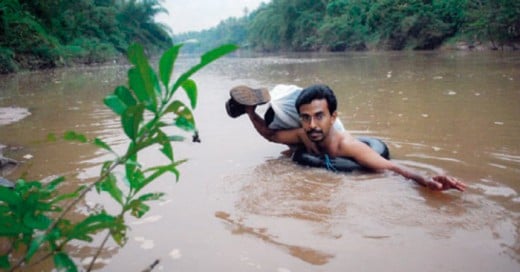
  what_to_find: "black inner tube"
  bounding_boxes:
[292,137,390,172]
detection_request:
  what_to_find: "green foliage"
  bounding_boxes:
[175,17,250,53]
[464,0,520,48]
[0,42,237,271]
[175,0,520,52]
[0,0,173,73]
[0,177,82,269]
[318,0,372,51]
[0,47,18,73]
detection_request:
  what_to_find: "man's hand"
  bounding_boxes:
[426,176,467,191]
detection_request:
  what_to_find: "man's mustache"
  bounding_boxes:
[306,129,323,135]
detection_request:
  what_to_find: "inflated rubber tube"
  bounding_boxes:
[292,137,390,172]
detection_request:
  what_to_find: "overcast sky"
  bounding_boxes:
[156,0,268,34]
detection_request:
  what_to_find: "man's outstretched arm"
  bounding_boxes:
[343,139,467,191]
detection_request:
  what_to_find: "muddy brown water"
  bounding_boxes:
[0,51,519,271]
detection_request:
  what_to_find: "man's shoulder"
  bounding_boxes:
[338,130,355,142]
[328,131,357,156]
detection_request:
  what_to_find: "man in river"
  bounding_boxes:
[226,84,466,192]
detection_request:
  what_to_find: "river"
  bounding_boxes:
[0,51,519,271]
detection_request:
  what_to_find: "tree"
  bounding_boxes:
[0,0,174,73]
[464,0,520,49]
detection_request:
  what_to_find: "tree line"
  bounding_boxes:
[0,0,172,73]
[176,0,520,53]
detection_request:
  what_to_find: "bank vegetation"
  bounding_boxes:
[176,0,520,53]
[2,0,519,74]
[0,0,172,74]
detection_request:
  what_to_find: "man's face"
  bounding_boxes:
[299,99,337,143]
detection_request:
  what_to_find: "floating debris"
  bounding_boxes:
[169,249,182,259]
[0,107,31,126]
[134,236,155,250]
[131,215,162,225]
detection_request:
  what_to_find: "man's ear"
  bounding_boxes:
[330,111,337,123]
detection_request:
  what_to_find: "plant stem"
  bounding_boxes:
[86,230,112,272]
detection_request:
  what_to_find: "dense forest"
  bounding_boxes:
[1,0,519,73]
[176,0,520,53]
[0,0,172,73]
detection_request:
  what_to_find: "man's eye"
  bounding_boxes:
[315,113,324,120]
[301,115,311,122]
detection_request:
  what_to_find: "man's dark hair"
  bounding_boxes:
[295,84,337,114]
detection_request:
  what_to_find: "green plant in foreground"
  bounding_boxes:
[0,42,238,271]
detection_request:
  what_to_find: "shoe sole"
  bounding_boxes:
[230,86,270,106]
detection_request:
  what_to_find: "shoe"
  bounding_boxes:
[225,98,246,118]
[229,85,270,106]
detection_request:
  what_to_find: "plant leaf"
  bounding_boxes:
[168,135,186,142]
[181,79,198,109]
[138,192,165,202]
[68,213,116,242]
[0,255,9,269]
[128,199,149,218]
[0,217,24,236]
[23,213,51,230]
[103,94,127,115]
[92,138,113,153]
[121,105,144,141]
[49,191,79,206]
[27,233,48,260]
[110,218,128,246]
[128,67,148,103]
[127,43,145,66]
[54,252,77,272]
[0,186,21,206]
[170,44,238,99]
[200,44,239,65]
[159,44,183,90]
[98,174,123,205]
[164,100,195,131]
[128,167,145,191]
[44,176,65,192]
[114,85,136,107]
[127,43,159,112]
[156,130,174,161]
[143,162,184,185]
[175,116,195,132]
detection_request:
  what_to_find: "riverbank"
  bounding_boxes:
[3,40,518,75]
